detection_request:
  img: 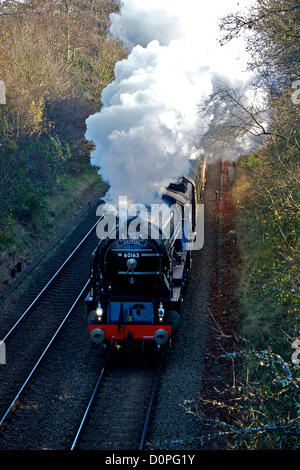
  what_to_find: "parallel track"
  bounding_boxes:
[0,215,102,422]
[1,219,99,344]
[0,279,90,427]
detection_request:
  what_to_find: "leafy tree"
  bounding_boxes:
[0,0,126,251]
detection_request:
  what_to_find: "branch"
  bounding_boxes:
[221,5,300,43]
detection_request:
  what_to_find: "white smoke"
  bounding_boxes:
[85,0,255,204]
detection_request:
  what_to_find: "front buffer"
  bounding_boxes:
[87,299,174,358]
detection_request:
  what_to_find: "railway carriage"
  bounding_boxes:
[86,157,206,358]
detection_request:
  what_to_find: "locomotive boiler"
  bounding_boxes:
[86,157,206,358]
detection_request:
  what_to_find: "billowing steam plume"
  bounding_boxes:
[85,0,255,204]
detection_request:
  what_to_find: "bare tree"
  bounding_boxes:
[199,83,270,159]
[219,0,300,88]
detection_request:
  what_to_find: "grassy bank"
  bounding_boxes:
[193,157,299,450]
[0,164,103,291]
[232,157,299,353]
[228,154,299,449]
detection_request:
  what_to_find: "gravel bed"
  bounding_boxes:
[0,300,101,450]
[78,365,156,450]
[0,233,98,423]
[146,162,218,450]
[0,298,157,450]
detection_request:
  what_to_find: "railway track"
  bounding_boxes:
[0,163,218,451]
[0,187,107,337]
[71,363,162,450]
[1,219,99,344]
[0,210,103,423]
[0,187,162,450]
[0,203,161,450]
[0,279,90,427]
[0,291,162,450]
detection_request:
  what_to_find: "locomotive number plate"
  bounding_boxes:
[123,252,140,258]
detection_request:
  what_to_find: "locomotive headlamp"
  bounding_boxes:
[96,302,103,320]
[158,302,165,322]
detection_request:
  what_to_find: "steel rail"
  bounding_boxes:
[70,364,161,451]
[70,362,107,451]
[0,279,90,427]
[1,218,100,344]
[138,364,161,450]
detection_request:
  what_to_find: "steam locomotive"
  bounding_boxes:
[86,157,206,358]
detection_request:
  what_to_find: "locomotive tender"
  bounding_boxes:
[86,157,206,357]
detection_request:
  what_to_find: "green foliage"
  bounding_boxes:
[0,0,126,253]
[212,0,300,449]
[228,84,300,450]
[237,130,299,340]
